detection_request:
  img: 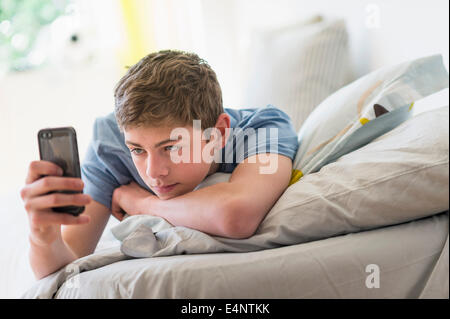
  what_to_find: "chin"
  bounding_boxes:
[155,190,184,200]
[153,191,174,200]
[156,195,171,200]
[152,184,195,200]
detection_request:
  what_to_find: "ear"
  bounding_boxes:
[212,113,231,149]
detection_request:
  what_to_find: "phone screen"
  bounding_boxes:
[38,127,83,215]
[39,130,78,177]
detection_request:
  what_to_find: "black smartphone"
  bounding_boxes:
[37,127,85,216]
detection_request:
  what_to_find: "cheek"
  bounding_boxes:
[131,157,144,171]
[132,156,152,179]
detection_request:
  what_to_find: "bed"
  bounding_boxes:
[23,211,448,299]
[21,211,449,298]
[22,104,449,299]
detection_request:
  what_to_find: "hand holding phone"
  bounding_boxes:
[21,160,91,247]
[20,127,91,247]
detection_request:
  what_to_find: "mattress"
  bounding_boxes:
[23,211,448,298]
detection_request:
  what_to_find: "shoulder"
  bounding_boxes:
[89,112,127,153]
[224,105,294,129]
[218,105,299,172]
[92,112,122,141]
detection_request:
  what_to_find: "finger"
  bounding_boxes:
[22,176,85,199]
[30,210,90,227]
[111,211,122,221]
[111,196,120,221]
[110,200,125,221]
[25,161,63,184]
[26,193,91,211]
[111,207,125,221]
[111,210,122,221]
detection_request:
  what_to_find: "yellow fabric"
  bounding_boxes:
[289,169,303,186]
[359,117,370,125]
[119,0,156,72]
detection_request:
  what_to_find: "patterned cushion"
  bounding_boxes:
[289,54,449,185]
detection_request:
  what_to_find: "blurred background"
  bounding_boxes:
[0,0,448,298]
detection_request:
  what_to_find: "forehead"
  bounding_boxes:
[124,123,196,135]
[124,123,196,146]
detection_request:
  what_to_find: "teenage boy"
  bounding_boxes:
[21,50,299,279]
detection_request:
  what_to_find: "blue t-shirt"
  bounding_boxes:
[81,105,299,210]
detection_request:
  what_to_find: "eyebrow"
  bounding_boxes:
[125,137,182,149]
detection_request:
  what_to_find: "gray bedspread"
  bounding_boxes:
[22,211,448,298]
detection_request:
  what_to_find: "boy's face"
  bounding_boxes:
[123,119,226,200]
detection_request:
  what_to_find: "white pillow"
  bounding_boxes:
[290,54,449,185]
[243,16,354,131]
[265,106,449,244]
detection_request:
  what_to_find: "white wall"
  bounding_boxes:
[0,63,119,191]
[199,0,449,106]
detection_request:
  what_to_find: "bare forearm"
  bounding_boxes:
[146,182,240,238]
[29,234,77,280]
[62,200,111,258]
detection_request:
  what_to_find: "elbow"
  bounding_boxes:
[220,199,258,239]
[33,268,52,281]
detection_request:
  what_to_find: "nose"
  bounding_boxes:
[146,153,169,181]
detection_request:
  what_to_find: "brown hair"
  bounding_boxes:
[114,50,223,131]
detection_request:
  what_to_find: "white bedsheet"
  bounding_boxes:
[23,212,449,298]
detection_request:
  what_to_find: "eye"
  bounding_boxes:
[130,148,145,156]
[164,145,181,152]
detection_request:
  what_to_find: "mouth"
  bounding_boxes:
[152,183,179,194]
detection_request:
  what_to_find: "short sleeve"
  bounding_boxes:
[219,105,299,173]
[81,140,121,209]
